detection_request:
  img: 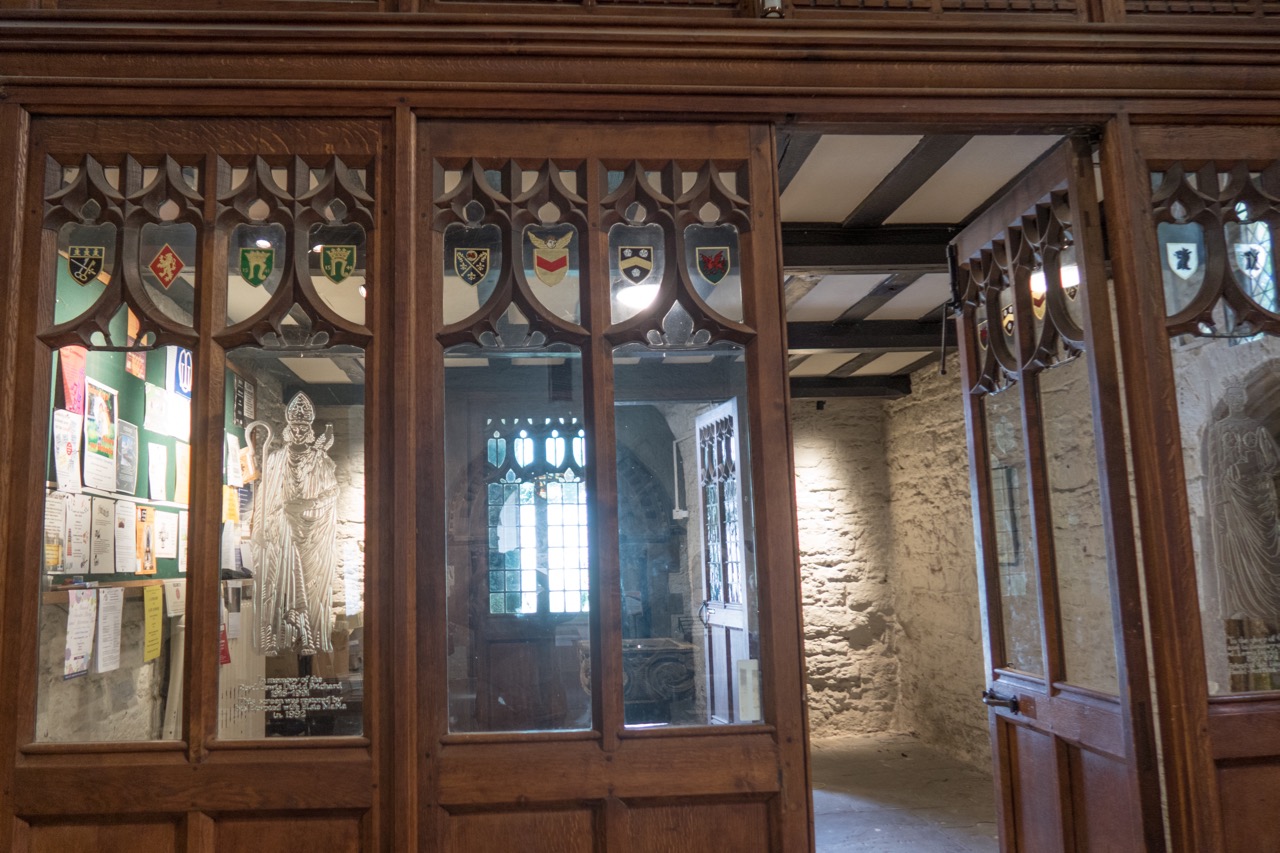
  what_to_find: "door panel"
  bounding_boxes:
[627,800,770,853]
[443,809,596,853]
[28,820,178,853]
[215,813,363,853]
[955,137,1162,852]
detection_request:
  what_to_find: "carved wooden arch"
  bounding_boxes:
[434,158,591,350]
[603,159,755,349]
[1153,160,1280,338]
[215,154,375,350]
[39,154,203,351]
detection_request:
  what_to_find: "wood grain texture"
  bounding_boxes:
[1216,762,1280,853]
[627,800,770,853]
[215,813,363,853]
[1068,746,1141,853]
[444,808,596,853]
[28,819,177,853]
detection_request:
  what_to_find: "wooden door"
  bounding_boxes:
[1097,121,1280,853]
[696,398,758,725]
[953,137,1164,852]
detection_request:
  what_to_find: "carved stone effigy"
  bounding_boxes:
[247,392,340,656]
[1205,384,1280,624]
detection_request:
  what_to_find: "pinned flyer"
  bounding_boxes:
[142,585,164,662]
[95,587,124,674]
[64,589,97,680]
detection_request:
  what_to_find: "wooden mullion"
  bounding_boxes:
[0,104,33,853]
[1065,133,1165,852]
[1099,114,1222,853]
[387,105,417,853]
[957,310,1017,849]
[418,118,448,853]
[584,153,626,755]
[185,150,224,761]
[742,123,811,853]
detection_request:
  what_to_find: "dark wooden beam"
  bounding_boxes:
[787,320,943,353]
[781,224,955,273]
[843,135,972,228]
[782,273,823,312]
[777,131,822,196]
[788,376,911,399]
[836,272,923,322]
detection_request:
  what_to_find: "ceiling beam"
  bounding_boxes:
[789,376,911,399]
[782,273,823,312]
[843,135,972,228]
[781,224,955,273]
[787,320,943,354]
[835,272,923,322]
[777,131,822,196]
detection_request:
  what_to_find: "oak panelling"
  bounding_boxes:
[1132,125,1280,166]
[1215,763,1280,853]
[627,800,770,853]
[1008,723,1066,853]
[1067,746,1141,853]
[27,818,177,853]
[214,812,363,853]
[1209,699,1280,761]
[435,732,781,805]
[986,685,1127,761]
[443,808,597,853]
[12,754,373,816]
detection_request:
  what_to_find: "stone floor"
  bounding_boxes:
[811,732,1000,852]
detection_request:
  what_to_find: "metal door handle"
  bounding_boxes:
[981,689,1019,714]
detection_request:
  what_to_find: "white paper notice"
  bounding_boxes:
[177,511,188,574]
[52,409,83,493]
[63,493,92,574]
[220,522,237,571]
[144,382,168,434]
[82,377,118,492]
[64,589,97,679]
[169,393,190,443]
[148,443,169,502]
[95,587,124,674]
[90,496,115,574]
[163,579,187,617]
[225,433,244,488]
[114,500,138,574]
[155,511,178,559]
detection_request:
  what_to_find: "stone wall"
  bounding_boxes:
[884,359,988,767]
[792,358,990,766]
[791,398,896,737]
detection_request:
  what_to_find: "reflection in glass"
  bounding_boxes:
[522,223,581,325]
[445,346,591,733]
[443,201,502,326]
[217,346,366,739]
[227,223,286,326]
[609,220,664,324]
[36,339,191,742]
[613,343,761,727]
[1039,357,1119,694]
[1173,332,1280,695]
[139,222,196,327]
[1226,219,1277,314]
[683,222,743,323]
[985,388,1043,677]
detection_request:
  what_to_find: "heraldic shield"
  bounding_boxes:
[60,221,116,289]
[1156,220,1207,317]
[522,223,581,325]
[608,220,665,324]
[1225,221,1276,312]
[683,222,743,323]
[443,203,503,322]
[240,246,276,288]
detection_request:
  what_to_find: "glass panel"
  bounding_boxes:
[609,221,664,324]
[307,222,367,326]
[442,202,502,326]
[55,220,116,326]
[683,222,743,323]
[217,346,366,738]
[139,222,196,328]
[445,345,590,733]
[228,223,286,326]
[1226,219,1277,314]
[613,341,761,727]
[1174,333,1280,694]
[984,387,1043,677]
[1040,355,1119,694]
[36,339,192,742]
[1157,220,1206,317]
[522,223,581,325]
